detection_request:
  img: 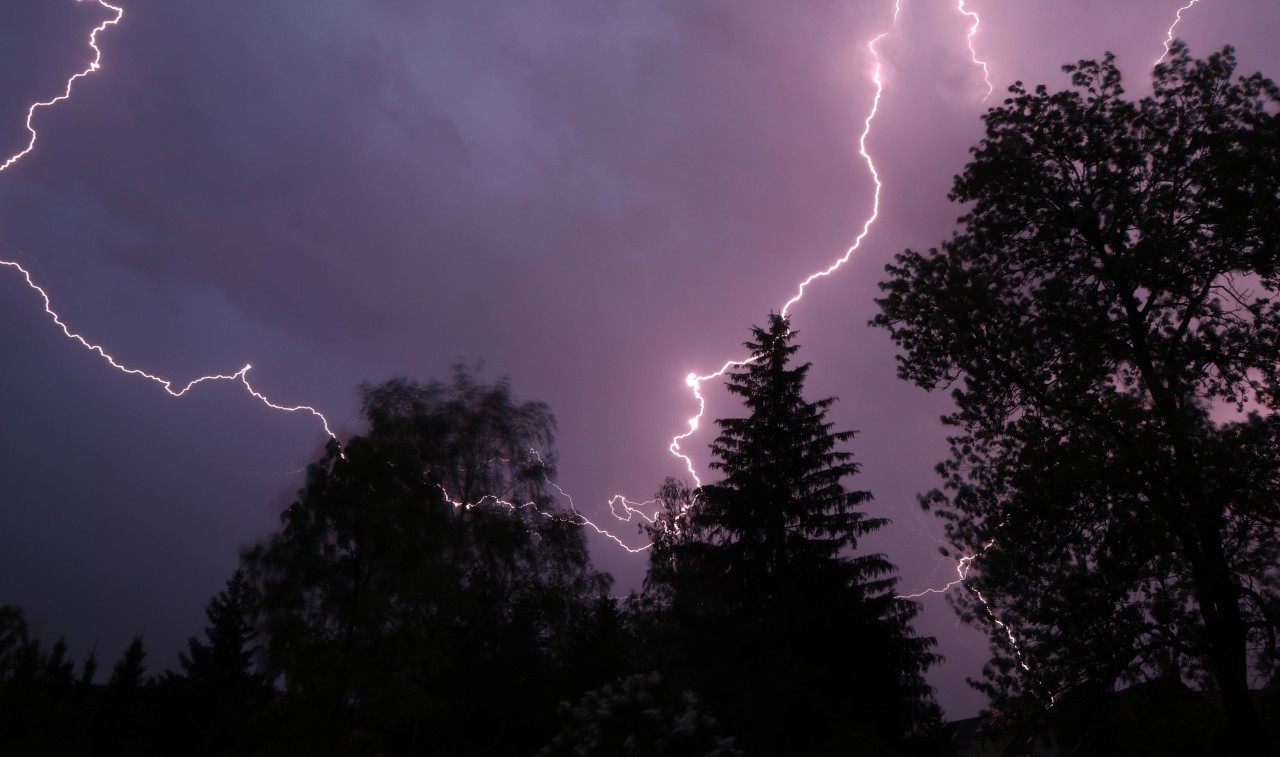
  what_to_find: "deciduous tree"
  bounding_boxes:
[245,367,611,755]
[874,42,1280,751]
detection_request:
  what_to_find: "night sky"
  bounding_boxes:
[1,0,1277,720]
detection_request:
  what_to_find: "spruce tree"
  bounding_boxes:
[644,314,940,755]
[166,569,270,754]
[178,570,263,697]
[101,635,150,753]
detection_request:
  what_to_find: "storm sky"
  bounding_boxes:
[1,0,1277,719]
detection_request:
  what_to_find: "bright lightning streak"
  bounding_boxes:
[546,481,655,554]
[667,2,905,496]
[957,1,993,100]
[434,451,654,553]
[0,0,654,549]
[2,260,336,437]
[896,538,994,600]
[1156,0,1201,65]
[0,0,123,174]
[895,534,1053,703]
[671,0,1002,503]
[972,585,1053,704]
[669,360,755,488]
[778,2,899,320]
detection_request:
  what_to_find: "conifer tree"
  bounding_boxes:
[164,569,270,754]
[101,635,150,753]
[644,314,940,755]
[178,570,263,698]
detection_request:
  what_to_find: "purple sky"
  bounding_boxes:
[1,0,1276,720]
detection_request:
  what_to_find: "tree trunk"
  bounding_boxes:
[1195,536,1269,754]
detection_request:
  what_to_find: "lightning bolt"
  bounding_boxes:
[664,1,905,500]
[0,0,659,550]
[2,260,336,437]
[895,537,994,600]
[894,533,1055,703]
[546,481,656,553]
[957,0,993,99]
[1157,0,1201,65]
[778,3,899,320]
[430,451,654,553]
[852,0,1023,700]
[665,0,998,534]
[0,0,123,173]
[0,2,662,554]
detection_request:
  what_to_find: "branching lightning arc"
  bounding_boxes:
[669,1,905,498]
[673,0,1000,494]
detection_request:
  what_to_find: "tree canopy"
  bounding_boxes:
[244,366,612,756]
[874,42,1280,751]
[642,314,941,755]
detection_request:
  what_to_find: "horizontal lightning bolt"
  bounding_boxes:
[432,451,654,553]
[0,0,664,553]
[895,537,994,600]
[2,260,336,438]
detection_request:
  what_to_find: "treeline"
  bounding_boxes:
[0,321,943,756]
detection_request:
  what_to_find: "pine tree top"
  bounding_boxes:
[698,312,890,588]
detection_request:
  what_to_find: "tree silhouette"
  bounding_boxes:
[154,569,270,755]
[0,605,30,683]
[244,366,611,756]
[101,634,150,754]
[0,607,99,753]
[179,570,257,681]
[875,42,1280,751]
[643,314,940,755]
